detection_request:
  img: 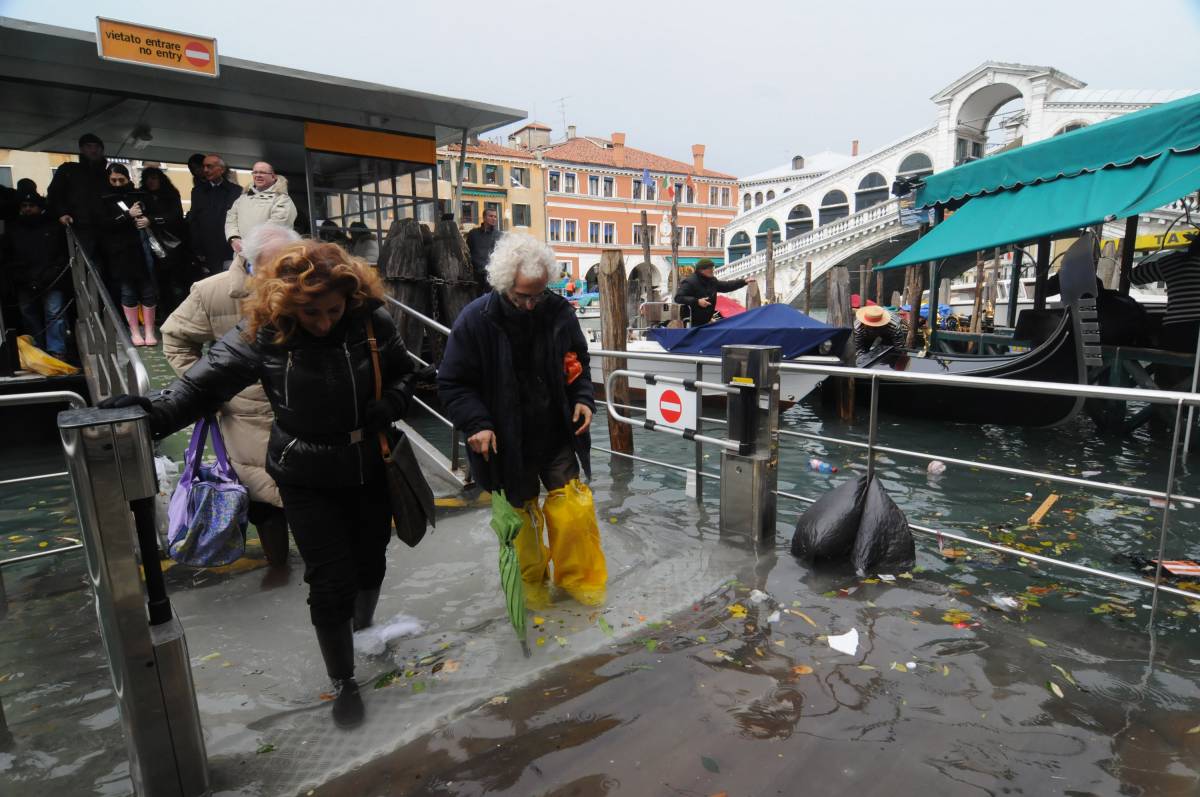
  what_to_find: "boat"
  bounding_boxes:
[586,304,848,404]
[937,273,1166,326]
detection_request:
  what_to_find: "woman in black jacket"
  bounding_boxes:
[100,163,159,345]
[139,166,187,316]
[108,240,417,728]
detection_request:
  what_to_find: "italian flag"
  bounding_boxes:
[660,174,674,199]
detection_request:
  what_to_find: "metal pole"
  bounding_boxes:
[1118,216,1138,297]
[1007,246,1023,327]
[1185,325,1200,462]
[453,128,468,224]
[865,374,879,482]
[1148,399,1185,632]
[694,360,704,502]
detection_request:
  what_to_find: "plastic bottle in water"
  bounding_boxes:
[809,458,837,474]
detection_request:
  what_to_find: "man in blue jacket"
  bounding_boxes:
[438,232,606,607]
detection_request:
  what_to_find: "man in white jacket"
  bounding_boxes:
[225,161,296,263]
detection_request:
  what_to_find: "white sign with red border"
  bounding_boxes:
[646,383,697,431]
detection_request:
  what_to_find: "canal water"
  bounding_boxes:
[3,352,1200,795]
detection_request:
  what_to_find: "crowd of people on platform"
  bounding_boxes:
[0,133,312,358]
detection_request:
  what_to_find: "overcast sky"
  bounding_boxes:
[4,0,1199,175]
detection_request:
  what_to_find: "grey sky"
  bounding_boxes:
[4,0,1198,176]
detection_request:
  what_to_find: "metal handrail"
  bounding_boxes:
[0,391,87,410]
[0,472,68,487]
[593,347,839,368]
[604,369,741,451]
[384,296,451,337]
[0,544,84,569]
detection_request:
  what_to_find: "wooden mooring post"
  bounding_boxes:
[599,249,634,455]
[764,236,776,303]
[826,265,855,421]
[803,261,812,315]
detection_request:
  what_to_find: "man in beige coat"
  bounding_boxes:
[225,161,296,259]
[160,223,300,568]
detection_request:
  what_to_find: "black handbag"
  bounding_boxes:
[366,318,436,547]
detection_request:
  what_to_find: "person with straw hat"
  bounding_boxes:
[853,304,907,354]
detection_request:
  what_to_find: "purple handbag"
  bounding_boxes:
[166,416,249,567]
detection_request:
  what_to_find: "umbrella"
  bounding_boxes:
[715,294,746,318]
[489,488,527,648]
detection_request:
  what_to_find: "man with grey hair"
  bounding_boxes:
[439,232,607,608]
[188,154,242,273]
[160,222,301,573]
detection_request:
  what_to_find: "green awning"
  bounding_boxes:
[916,91,1200,208]
[462,188,505,197]
[878,148,1200,270]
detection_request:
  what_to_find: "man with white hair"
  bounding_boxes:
[160,223,301,572]
[225,161,296,261]
[438,232,607,608]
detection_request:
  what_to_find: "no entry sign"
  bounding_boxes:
[96,18,219,77]
[647,383,696,430]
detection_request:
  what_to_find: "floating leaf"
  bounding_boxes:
[1186,725,1200,734]
[701,755,720,773]
[890,661,907,672]
[256,743,276,754]
[1027,637,1047,648]
[644,639,658,652]
[442,660,460,673]
[1048,681,1064,699]
[942,665,950,676]
[942,609,972,624]
[941,548,969,559]
[533,616,545,626]
[199,652,221,662]
[857,664,876,671]
[790,610,817,627]
[792,664,814,675]
[697,635,707,643]
[729,604,748,618]
[412,681,427,694]
[1051,664,1076,686]
[536,637,546,647]
[555,635,568,647]
[597,617,613,636]
[485,695,508,706]
[373,672,397,689]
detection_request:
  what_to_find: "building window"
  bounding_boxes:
[588,175,600,196]
[674,182,684,202]
[721,188,730,207]
[766,190,775,201]
[603,176,614,197]
[603,222,615,244]
[786,204,814,238]
[855,172,889,211]
[755,218,780,251]
[437,159,450,180]
[709,186,718,205]
[588,221,600,243]
[511,166,530,188]
[818,190,849,226]
[513,203,531,227]
[633,179,642,200]
[484,164,501,185]
[743,193,751,211]
[897,152,933,179]
[462,162,477,183]
[754,191,763,206]
[684,227,696,247]
[729,231,752,261]
[437,198,453,218]
[564,173,577,193]
[707,228,719,248]
[565,219,577,242]
[549,218,562,242]
[645,180,656,201]
[549,171,561,192]
[461,200,478,224]
[633,224,657,246]
[1055,122,1088,136]
[971,141,983,159]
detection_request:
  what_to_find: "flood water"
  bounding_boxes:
[3,359,1200,795]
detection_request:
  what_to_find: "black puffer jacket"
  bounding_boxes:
[149,303,416,488]
[4,212,69,289]
[47,158,110,228]
[674,271,747,326]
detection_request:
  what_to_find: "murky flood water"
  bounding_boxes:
[3,358,1200,795]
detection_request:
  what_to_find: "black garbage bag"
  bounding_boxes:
[791,474,915,575]
[790,475,868,564]
[851,476,915,576]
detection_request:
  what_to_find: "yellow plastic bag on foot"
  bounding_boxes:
[17,335,79,376]
[543,479,607,606]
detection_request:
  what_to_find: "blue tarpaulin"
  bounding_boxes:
[647,304,849,359]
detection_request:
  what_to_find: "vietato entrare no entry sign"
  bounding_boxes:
[646,383,697,430]
[96,18,219,77]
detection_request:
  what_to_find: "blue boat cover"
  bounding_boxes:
[647,304,849,358]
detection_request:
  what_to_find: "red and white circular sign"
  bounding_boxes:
[659,389,683,424]
[184,41,212,67]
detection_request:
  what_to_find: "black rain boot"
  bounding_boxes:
[353,588,381,631]
[256,513,291,568]
[314,621,364,728]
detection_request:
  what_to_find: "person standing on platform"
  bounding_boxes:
[348,221,379,263]
[465,206,500,294]
[674,258,755,326]
[225,161,296,266]
[189,154,241,275]
[138,166,187,316]
[160,223,301,573]
[438,233,607,609]
[5,191,69,358]
[100,164,159,346]
[46,133,109,261]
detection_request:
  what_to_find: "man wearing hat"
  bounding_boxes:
[4,191,70,358]
[853,304,907,355]
[673,258,755,326]
[47,133,110,265]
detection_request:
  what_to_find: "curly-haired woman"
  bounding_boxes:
[105,240,416,727]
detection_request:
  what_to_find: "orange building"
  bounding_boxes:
[517,126,738,294]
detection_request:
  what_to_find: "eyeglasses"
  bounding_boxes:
[508,289,549,308]
[251,170,274,176]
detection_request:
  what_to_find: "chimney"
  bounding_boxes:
[611,132,626,167]
[567,125,576,140]
[692,144,705,173]
[851,139,860,157]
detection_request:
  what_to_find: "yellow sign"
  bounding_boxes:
[1101,231,1192,252]
[96,18,218,77]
